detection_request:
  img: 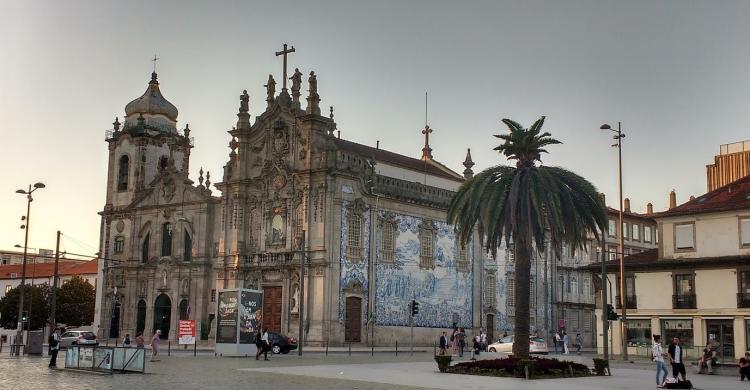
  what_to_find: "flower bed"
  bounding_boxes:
[443,356,591,379]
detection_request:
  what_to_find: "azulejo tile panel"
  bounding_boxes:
[338,201,370,323]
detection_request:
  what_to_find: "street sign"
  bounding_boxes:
[179,320,196,345]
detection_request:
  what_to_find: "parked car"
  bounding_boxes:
[486,335,548,354]
[267,331,297,354]
[59,330,98,348]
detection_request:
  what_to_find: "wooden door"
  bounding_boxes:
[345,297,362,342]
[262,286,282,333]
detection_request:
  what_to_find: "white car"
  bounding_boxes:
[487,335,549,354]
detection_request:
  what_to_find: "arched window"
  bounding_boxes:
[161,223,173,256]
[158,156,169,171]
[114,236,125,254]
[183,230,192,262]
[142,233,150,263]
[117,155,129,191]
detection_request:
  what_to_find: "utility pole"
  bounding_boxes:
[600,233,608,360]
[409,301,414,356]
[50,231,61,330]
[298,231,305,356]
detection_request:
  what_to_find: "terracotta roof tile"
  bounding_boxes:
[0,259,98,280]
[657,175,750,217]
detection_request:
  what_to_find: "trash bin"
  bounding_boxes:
[27,330,44,355]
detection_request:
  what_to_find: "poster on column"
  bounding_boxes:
[216,291,238,344]
[179,320,196,345]
[239,290,264,344]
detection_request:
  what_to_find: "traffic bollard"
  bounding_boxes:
[371,344,374,356]
[325,341,328,356]
[348,343,351,356]
[194,341,197,356]
[168,340,171,356]
[395,341,398,356]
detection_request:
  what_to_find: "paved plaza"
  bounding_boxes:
[0,351,746,389]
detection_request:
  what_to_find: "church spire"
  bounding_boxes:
[421,125,433,161]
[463,148,475,178]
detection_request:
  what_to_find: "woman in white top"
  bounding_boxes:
[653,334,669,388]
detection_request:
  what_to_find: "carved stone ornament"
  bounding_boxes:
[342,280,364,294]
[348,198,368,216]
[272,174,287,191]
[272,122,290,157]
[162,176,176,202]
[115,220,125,233]
[263,271,283,282]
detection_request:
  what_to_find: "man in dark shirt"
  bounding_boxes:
[439,331,448,355]
[668,337,687,381]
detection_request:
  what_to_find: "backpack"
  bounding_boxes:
[663,380,693,389]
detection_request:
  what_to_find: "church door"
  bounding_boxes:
[345,297,362,343]
[486,314,495,343]
[153,293,171,340]
[262,286,282,333]
[136,300,146,335]
[109,302,121,339]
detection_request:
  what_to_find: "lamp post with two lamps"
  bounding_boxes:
[14,182,45,355]
[599,122,627,361]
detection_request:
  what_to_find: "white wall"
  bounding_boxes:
[376,162,461,191]
[660,210,750,259]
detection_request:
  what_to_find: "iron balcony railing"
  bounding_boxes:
[737,293,750,308]
[672,294,697,309]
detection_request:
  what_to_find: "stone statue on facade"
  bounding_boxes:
[308,71,317,97]
[290,68,302,96]
[264,75,276,104]
[239,90,249,113]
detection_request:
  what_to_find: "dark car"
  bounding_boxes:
[267,331,297,354]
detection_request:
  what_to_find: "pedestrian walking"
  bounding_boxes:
[562,332,570,354]
[451,327,458,355]
[479,330,487,350]
[123,333,132,348]
[472,335,481,357]
[439,331,448,355]
[255,329,264,360]
[575,333,583,354]
[48,327,60,368]
[150,330,161,362]
[458,328,466,357]
[261,327,270,361]
[652,335,669,387]
[740,352,750,381]
[135,332,145,348]
[554,331,561,354]
[668,336,687,382]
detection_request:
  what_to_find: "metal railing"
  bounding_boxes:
[737,293,750,308]
[672,294,696,309]
[615,295,638,309]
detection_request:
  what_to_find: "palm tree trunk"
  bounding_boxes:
[512,236,531,359]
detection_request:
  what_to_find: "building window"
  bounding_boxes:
[674,223,695,251]
[568,309,579,331]
[485,273,496,307]
[558,275,564,298]
[622,222,629,239]
[211,289,216,302]
[295,204,305,242]
[507,277,515,307]
[627,319,652,347]
[1,256,9,265]
[117,155,129,191]
[346,214,363,260]
[661,319,694,347]
[570,277,578,296]
[740,218,750,247]
[529,278,535,307]
[114,236,125,254]
[644,226,653,243]
[183,230,192,262]
[625,275,637,309]
[5,285,11,294]
[655,228,659,244]
[380,220,396,263]
[738,270,750,308]
[142,233,150,263]
[673,273,696,309]
[457,240,470,273]
[583,278,590,296]
[608,245,617,261]
[161,223,173,257]
[632,224,640,241]
[608,219,617,237]
[419,222,436,269]
[746,320,750,353]
[582,310,592,332]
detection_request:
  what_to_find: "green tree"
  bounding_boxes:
[0,284,50,330]
[56,276,95,327]
[448,116,607,358]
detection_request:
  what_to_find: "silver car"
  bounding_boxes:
[487,335,549,354]
[59,330,98,348]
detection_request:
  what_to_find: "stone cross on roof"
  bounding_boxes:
[275,43,296,91]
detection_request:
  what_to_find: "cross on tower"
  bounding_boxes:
[421,125,433,160]
[152,54,160,73]
[275,43,296,91]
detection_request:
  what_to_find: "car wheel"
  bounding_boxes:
[489,347,496,352]
[272,344,281,354]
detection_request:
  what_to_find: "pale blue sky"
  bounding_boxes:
[2,0,749,252]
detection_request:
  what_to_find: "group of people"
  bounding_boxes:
[552,331,583,354]
[438,327,487,357]
[652,335,692,388]
[254,327,271,361]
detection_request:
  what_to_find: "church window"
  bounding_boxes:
[507,277,515,306]
[530,278,536,307]
[346,213,363,260]
[117,155,129,191]
[457,238,470,272]
[485,273,496,307]
[380,219,396,263]
[419,224,435,269]
[161,223,173,257]
[158,156,169,172]
[295,204,305,243]
[114,236,125,254]
[183,230,192,262]
[142,233,150,263]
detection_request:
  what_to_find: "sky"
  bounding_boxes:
[1,0,749,252]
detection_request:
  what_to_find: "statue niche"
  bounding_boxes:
[267,197,287,247]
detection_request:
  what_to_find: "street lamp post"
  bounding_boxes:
[600,122,627,361]
[14,182,45,355]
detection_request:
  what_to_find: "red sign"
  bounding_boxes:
[179,320,196,345]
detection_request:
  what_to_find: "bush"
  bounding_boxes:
[446,356,591,379]
[592,358,609,376]
[434,355,452,372]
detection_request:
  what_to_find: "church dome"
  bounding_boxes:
[124,72,178,122]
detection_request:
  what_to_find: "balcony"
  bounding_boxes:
[672,294,696,309]
[738,293,750,308]
[615,295,638,310]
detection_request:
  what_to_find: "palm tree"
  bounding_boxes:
[448,116,607,359]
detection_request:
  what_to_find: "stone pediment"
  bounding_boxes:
[129,170,214,210]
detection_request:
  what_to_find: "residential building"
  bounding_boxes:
[595,176,750,361]
[0,249,85,266]
[706,139,750,191]
[0,259,98,298]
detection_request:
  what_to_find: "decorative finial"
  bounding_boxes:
[205,171,211,189]
[198,167,204,187]
[421,125,433,160]
[329,106,334,120]
[113,117,121,131]
[463,148,475,178]
[152,54,159,73]
[229,137,238,158]
[306,71,320,115]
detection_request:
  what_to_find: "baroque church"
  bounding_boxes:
[98,47,520,346]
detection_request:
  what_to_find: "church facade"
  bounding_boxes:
[97,52,527,346]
